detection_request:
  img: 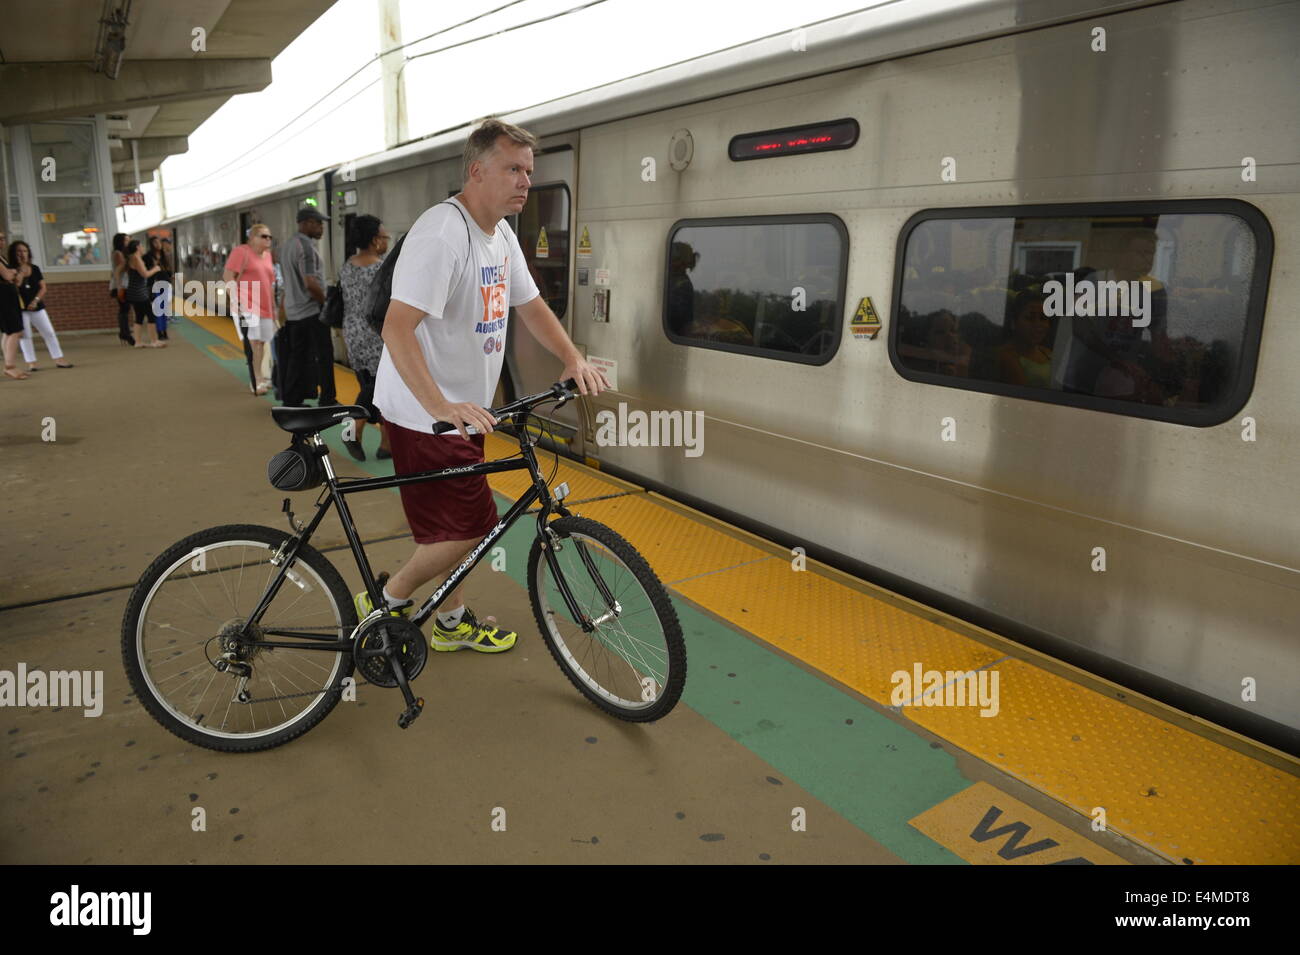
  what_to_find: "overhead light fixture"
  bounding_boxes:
[94,1,133,80]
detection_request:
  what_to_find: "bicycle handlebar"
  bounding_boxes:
[429,378,577,435]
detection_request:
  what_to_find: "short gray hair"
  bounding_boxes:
[462,118,538,184]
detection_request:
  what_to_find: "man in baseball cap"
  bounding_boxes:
[282,205,335,405]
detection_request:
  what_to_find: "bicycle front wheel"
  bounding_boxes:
[121,524,356,752]
[527,516,685,721]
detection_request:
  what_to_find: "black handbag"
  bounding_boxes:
[321,282,344,327]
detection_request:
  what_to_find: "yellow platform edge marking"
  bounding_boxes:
[910,782,1128,865]
[905,660,1300,865]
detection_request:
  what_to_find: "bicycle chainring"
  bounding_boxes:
[353,615,427,689]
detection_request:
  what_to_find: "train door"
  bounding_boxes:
[506,139,582,449]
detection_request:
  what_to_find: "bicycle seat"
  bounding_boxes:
[271,405,370,435]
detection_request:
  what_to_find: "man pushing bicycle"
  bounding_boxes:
[365,117,609,651]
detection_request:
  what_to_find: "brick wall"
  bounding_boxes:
[39,278,122,332]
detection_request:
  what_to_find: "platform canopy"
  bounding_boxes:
[0,0,337,189]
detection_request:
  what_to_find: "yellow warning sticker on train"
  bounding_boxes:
[577,226,593,258]
[909,782,1127,865]
[536,227,549,259]
[851,297,882,339]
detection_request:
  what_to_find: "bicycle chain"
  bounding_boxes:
[241,675,379,705]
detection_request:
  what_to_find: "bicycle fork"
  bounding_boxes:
[539,514,621,631]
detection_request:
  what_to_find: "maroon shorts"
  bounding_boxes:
[386,423,499,544]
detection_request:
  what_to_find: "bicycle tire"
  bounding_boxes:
[122,524,357,753]
[527,516,685,721]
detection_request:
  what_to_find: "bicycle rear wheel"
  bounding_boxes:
[121,524,356,752]
[527,516,685,721]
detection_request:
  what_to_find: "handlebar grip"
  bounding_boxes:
[431,421,458,435]
[557,378,578,396]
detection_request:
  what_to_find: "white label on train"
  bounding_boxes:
[588,356,618,390]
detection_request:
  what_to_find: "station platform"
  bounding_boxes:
[2,313,1297,865]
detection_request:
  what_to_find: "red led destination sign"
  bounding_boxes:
[729,119,859,161]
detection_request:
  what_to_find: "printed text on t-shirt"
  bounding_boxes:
[478,257,508,329]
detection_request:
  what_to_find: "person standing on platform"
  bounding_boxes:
[282,206,334,406]
[125,240,165,348]
[10,240,73,371]
[145,235,173,342]
[111,232,134,345]
[366,118,608,652]
[0,230,27,380]
[222,224,277,394]
[339,214,392,461]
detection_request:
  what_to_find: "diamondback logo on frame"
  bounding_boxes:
[49,886,151,935]
[0,664,103,717]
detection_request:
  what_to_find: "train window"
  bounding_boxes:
[890,201,1273,426]
[514,184,570,320]
[663,215,848,364]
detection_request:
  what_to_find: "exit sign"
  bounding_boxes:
[118,191,145,206]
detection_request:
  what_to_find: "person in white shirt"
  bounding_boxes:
[366,118,608,653]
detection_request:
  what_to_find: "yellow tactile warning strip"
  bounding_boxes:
[566,494,773,585]
[185,307,1300,863]
[910,782,1127,865]
[905,660,1300,865]
[671,557,1004,704]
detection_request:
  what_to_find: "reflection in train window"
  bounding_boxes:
[514,184,569,320]
[890,202,1272,425]
[663,215,847,364]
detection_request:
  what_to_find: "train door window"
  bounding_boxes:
[342,212,357,255]
[889,201,1272,426]
[513,184,570,319]
[663,215,847,364]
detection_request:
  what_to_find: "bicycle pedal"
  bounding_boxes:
[397,697,425,729]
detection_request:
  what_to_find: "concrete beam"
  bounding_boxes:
[110,136,190,170]
[0,59,272,125]
[114,165,161,192]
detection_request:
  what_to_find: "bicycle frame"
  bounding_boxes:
[237,410,603,659]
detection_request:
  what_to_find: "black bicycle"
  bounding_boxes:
[121,379,686,752]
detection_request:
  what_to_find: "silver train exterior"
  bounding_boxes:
[146,173,329,317]
[150,0,1300,747]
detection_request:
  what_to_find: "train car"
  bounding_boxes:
[148,0,1300,751]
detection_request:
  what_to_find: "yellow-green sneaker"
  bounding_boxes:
[431,608,517,653]
[353,573,412,620]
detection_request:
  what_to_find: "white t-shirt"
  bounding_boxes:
[374,197,539,433]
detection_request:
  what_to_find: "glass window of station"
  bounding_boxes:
[890,202,1271,425]
[2,134,24,245]
[514,184,569,319]
[27,122,110,268]
[664,215,847,364]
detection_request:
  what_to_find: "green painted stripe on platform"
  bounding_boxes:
[183,320,967,863]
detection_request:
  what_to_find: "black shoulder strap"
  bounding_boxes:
[437,199,487,287]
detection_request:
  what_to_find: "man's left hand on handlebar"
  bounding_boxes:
[560,357,611,397]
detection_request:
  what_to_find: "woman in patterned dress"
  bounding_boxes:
[340,214,392,461]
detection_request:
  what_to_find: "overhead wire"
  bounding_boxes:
[166,0,609,193]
